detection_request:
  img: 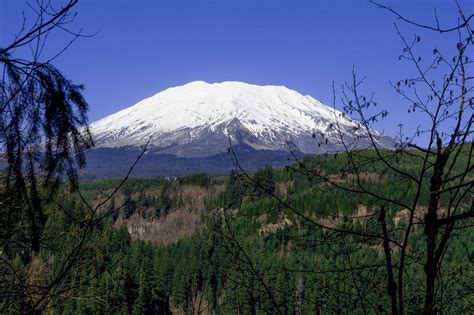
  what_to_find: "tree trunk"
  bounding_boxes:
[379,206,398,315]
[423,152,448,314]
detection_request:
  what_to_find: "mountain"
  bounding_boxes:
[89,81,394,158]
[81,81,394,178]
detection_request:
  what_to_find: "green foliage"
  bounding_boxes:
[224,170,244,209]
[250,165,276,201]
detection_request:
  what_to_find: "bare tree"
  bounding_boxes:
[226,1,473,314]
[338,2,473,313]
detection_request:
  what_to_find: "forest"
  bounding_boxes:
[3,147,473,314]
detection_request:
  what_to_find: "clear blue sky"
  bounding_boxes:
[1,0,472,140]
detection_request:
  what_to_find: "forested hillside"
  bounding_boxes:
[10,147,471,314]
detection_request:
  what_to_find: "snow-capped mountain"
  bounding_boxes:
[89,81,393,158]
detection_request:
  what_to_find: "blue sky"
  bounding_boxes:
[1,0,471,140]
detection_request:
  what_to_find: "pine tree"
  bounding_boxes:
[226,170,244,209]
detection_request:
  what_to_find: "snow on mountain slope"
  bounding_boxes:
[89,81,394,157]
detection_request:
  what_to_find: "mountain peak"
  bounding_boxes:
[90,81,393,157]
